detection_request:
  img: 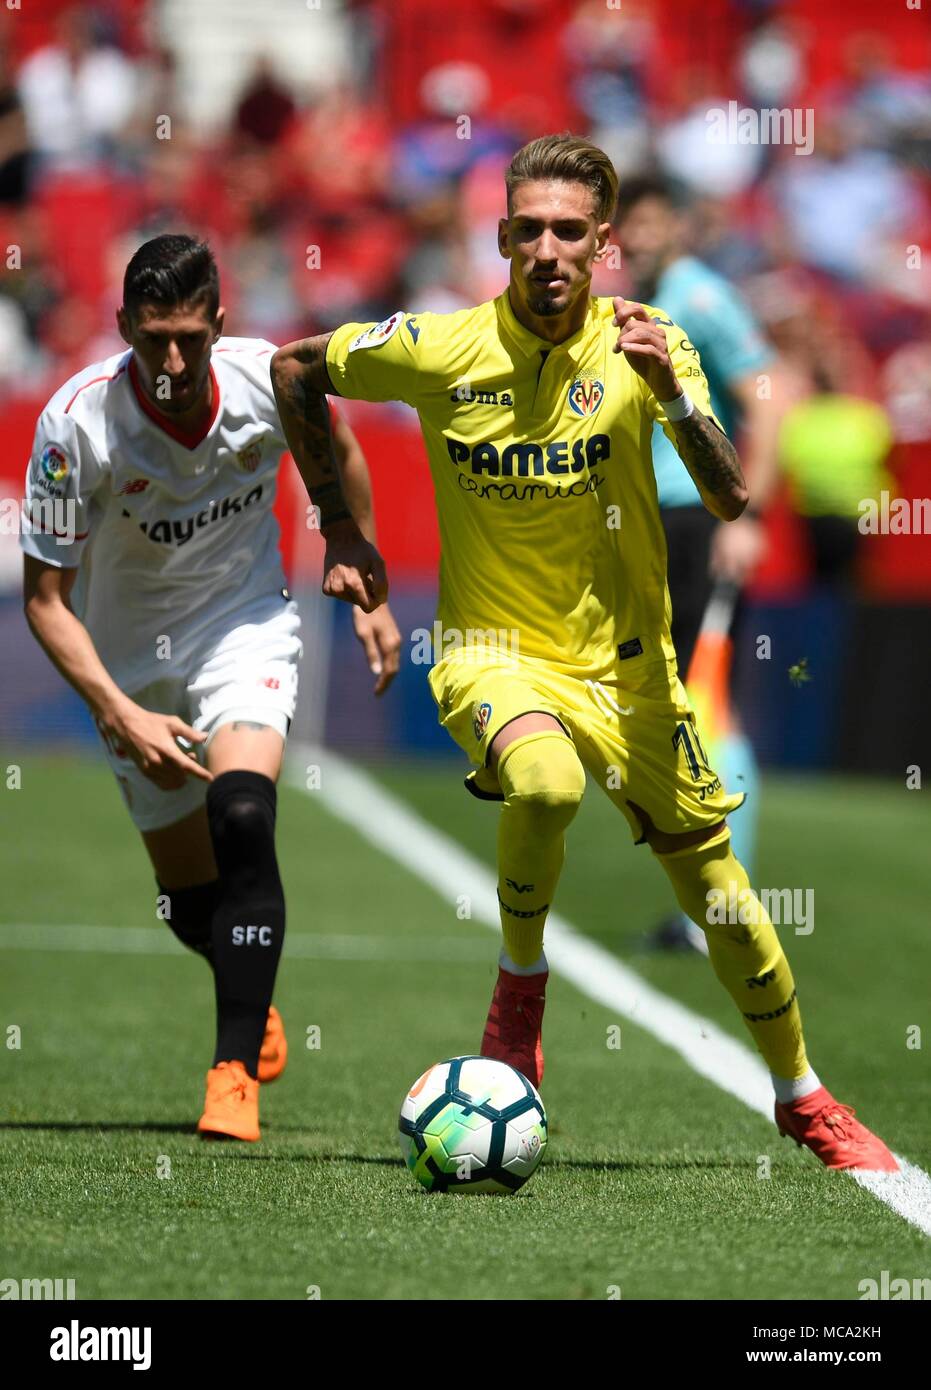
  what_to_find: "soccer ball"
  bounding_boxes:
[398,1055,547,1194]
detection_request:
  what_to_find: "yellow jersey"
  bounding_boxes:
[325,291,722,682]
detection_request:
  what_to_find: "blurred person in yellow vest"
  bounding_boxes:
[756,277,894,586]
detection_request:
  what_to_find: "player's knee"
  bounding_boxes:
[211,795,273,848]
[206,771,279,875]
[652,828,763,936]
[207,770,275,834]
[498,732,586,832]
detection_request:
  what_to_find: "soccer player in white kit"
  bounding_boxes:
[21,235,399,1141]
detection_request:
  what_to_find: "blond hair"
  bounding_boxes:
[504,133,619,224]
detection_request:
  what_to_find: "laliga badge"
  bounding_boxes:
[348,311,404,353]
[39,442,69,483]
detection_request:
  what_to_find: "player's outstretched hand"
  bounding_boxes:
[352,602,402,697]
[611,298,680,401]
[106,703,213,790]
[323,521,389,614]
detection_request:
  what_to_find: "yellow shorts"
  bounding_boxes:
[427,651,745,845]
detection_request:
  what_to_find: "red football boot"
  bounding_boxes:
[775,1085,899,1172]
[480,966,547,1089]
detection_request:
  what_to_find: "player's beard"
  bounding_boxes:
[526,279,573,317]
[526,294,563,317]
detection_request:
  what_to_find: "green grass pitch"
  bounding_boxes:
[1,750,928,1299]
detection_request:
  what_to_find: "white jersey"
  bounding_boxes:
[21,336,293,692]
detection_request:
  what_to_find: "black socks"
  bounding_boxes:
[204,770,286,1078]
[156,878,221,963]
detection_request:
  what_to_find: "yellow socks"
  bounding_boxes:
[495,731,586,967]
[492,733,810,1087]
[653,828,809,1080]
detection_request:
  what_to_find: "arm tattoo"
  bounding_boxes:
[272,335,353,531]
[670,409,747,514]
[308,480,351,528]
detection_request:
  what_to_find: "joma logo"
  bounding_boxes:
[449,387,513,406]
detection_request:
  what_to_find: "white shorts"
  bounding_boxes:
[95,598,303,832]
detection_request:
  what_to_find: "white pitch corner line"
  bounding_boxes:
[0,923,489,965]
[289,743,931,1241]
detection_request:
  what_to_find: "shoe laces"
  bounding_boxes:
[814,1101,858,1140]
[216,1066,249,1103]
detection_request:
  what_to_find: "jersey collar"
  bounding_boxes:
[128,356,221,450]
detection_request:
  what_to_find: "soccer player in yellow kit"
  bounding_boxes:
[271,135,897,1172]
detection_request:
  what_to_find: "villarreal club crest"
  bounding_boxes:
[567,375,605,419]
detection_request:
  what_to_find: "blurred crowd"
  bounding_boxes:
[0,0,930,457]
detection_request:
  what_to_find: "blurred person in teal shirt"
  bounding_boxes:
[616,176,787,953]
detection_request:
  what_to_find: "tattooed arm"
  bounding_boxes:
[611,298,749,522]
[666,409,748,522]
[271,334,388,612]
[332,410,403,696]
[272,333,343,521]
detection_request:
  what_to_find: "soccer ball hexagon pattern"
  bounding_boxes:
[399,1055,547,1194]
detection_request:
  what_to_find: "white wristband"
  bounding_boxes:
[659,391,694,423]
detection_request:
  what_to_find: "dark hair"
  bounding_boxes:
[122,234,219,319]
[615,174,690,223]
[505,133,619,224]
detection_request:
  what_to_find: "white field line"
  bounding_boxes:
[288,744,931,1239]
[0,923,488,964]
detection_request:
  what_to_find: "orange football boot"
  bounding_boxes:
[197,1060,260,1142]
[775,1085,899,1172]
[258,1005,288,1084]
